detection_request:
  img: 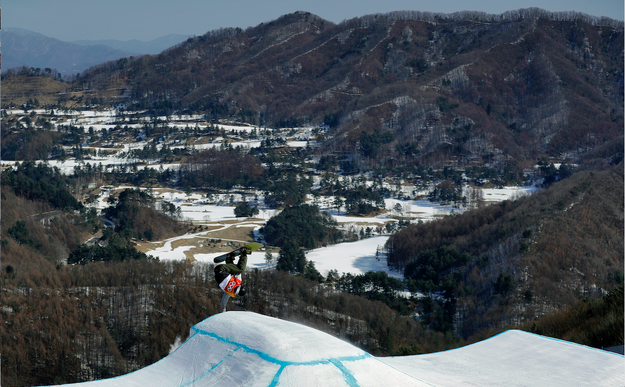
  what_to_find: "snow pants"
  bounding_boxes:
[221,292,230,312]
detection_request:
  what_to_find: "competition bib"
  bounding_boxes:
[219,275,242,297]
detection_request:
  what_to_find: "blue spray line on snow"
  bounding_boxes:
[179,344,243,387]
[190,325,367,387]
[328,358,360,386]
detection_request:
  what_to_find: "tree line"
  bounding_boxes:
[2,161,83,211]
[358,8,623,28]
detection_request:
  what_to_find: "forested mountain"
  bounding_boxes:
[387,162,624,337]
[48,8,624,171]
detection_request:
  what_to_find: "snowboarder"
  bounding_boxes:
[214,247,250,312]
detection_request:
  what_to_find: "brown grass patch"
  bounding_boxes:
[134,240,165,253]
[205,224,258,241]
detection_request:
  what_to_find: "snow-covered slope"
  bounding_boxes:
[51,312,623,387]
[385,329,624,386]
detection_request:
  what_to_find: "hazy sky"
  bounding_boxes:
[4,0,624,42]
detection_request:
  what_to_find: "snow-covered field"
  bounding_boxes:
[304,236,394,277]
[52,311,625,387]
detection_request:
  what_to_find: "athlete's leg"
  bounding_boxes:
[220,292,230,312]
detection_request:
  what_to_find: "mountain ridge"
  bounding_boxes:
[2,28,139,75]
[2,28,190,74]
[66,9,623,170]
[71,34,192,55]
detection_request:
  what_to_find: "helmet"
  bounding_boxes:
[238,287,246,297]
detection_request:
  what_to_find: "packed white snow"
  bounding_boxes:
[47,311,624,387]
[303,236,396,277]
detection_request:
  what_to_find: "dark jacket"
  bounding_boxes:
[214,253,247,284]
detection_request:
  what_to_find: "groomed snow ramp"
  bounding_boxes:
[54,311,624,387]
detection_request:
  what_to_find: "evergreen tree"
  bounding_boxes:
[234,202,259,218]
[276,239,306,274]
[302,261,324,283]
[261,204,340,248]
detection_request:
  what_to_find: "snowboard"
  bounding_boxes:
[213,242,263,263]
